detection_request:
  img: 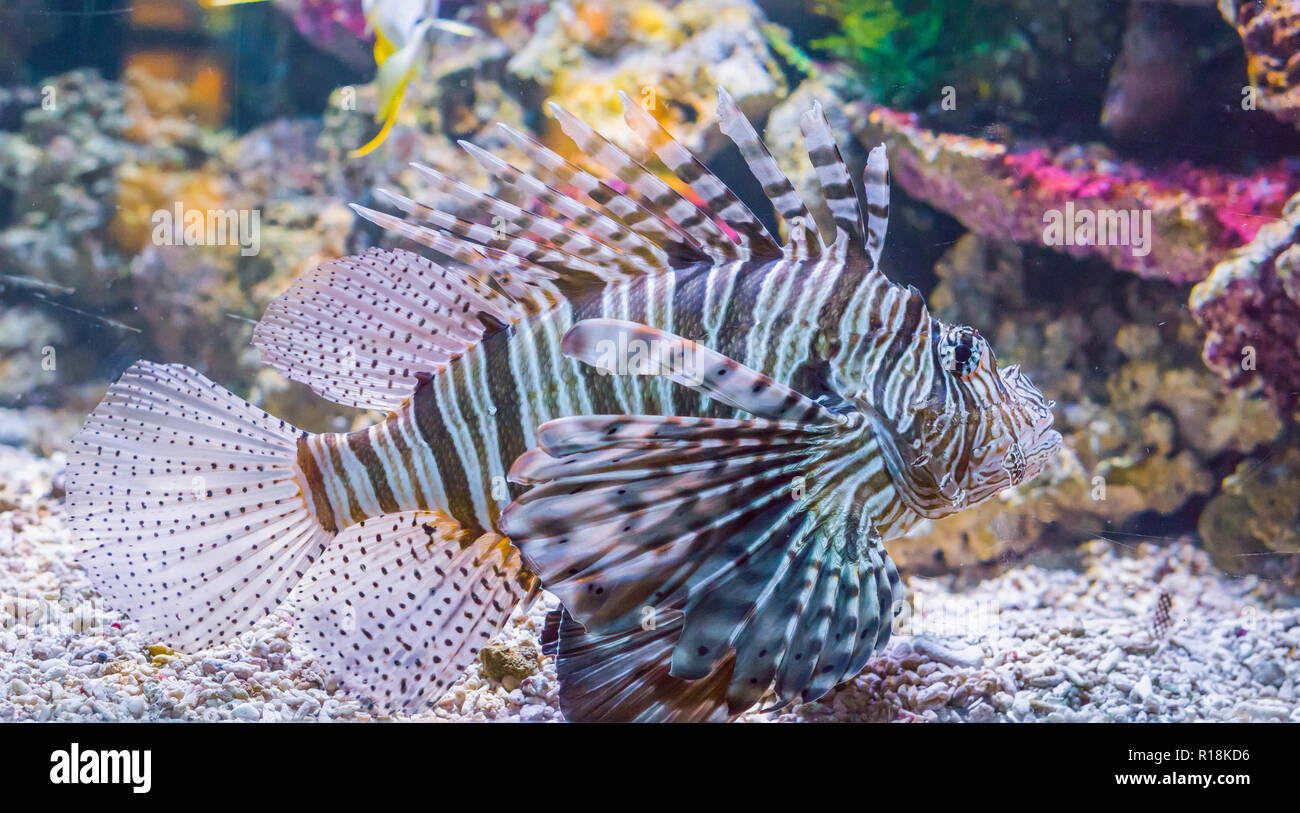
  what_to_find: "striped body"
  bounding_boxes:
[300,241,926,545]
[68,89,1061,719]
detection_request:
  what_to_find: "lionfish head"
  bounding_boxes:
[865,319,1062,521]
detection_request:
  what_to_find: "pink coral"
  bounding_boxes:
[290,0,370,43]
[865,107,1300,284]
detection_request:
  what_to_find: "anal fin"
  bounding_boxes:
[292,511,539,715]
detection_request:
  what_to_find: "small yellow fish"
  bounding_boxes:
[350,0,479,157]
[199,0,478,157]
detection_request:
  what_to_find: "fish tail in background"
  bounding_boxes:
[66,361,335,652]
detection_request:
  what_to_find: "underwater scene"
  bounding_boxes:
[0,0,1299,728]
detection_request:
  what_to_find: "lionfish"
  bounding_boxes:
[67,90,1060,721]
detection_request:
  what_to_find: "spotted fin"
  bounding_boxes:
[292,512,538,714]
[501,320,901,719]
[67,361,334,651]
[253,247,531,413]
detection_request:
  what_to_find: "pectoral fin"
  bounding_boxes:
[502,321,900,720]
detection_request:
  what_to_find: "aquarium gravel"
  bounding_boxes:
[2,444,1293,724]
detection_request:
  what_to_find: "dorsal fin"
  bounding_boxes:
[350,92,881,300]
[484,126,706,265]
[617,90,782,260]
[547,101,742,262]
[348,203,571,306]
[716,88,824,260]
[863,144,890,269]
[260,93,891,414]
[435,148,669,272]
[407,162,655,276]
[800,101,865,250]
[373,188,612,281]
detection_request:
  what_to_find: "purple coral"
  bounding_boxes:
[1191,194,1300,414]
[289,0,370,43]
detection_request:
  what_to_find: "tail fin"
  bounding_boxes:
[66,361,333,651]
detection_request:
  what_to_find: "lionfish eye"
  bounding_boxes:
[941,326,982,377]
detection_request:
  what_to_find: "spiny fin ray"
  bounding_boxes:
[800,101,865,249]
[618,90,782,259]
[716,87,824,260]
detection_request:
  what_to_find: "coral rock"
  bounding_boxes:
[514,0,786,159]
[1199,444,1300,582]
[861,106,1300,284]
[1191,190,1300,414]
[480,641,541,684]
[1220,0,1300,129]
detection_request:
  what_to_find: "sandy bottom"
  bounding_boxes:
[1,445,1296,722]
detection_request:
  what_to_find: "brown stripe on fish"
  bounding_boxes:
[435,350,501,530]
[873,288,928,412]
[766,240,848,386]
[482,333,531,503]
[347,429,399,515]
[369,415,427,514]
[300,432,366,527]
[840,274,904,395]
[412,375,480,533]
[324,435,371,524]
[389,400,442,511]
[296,433,338,533]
